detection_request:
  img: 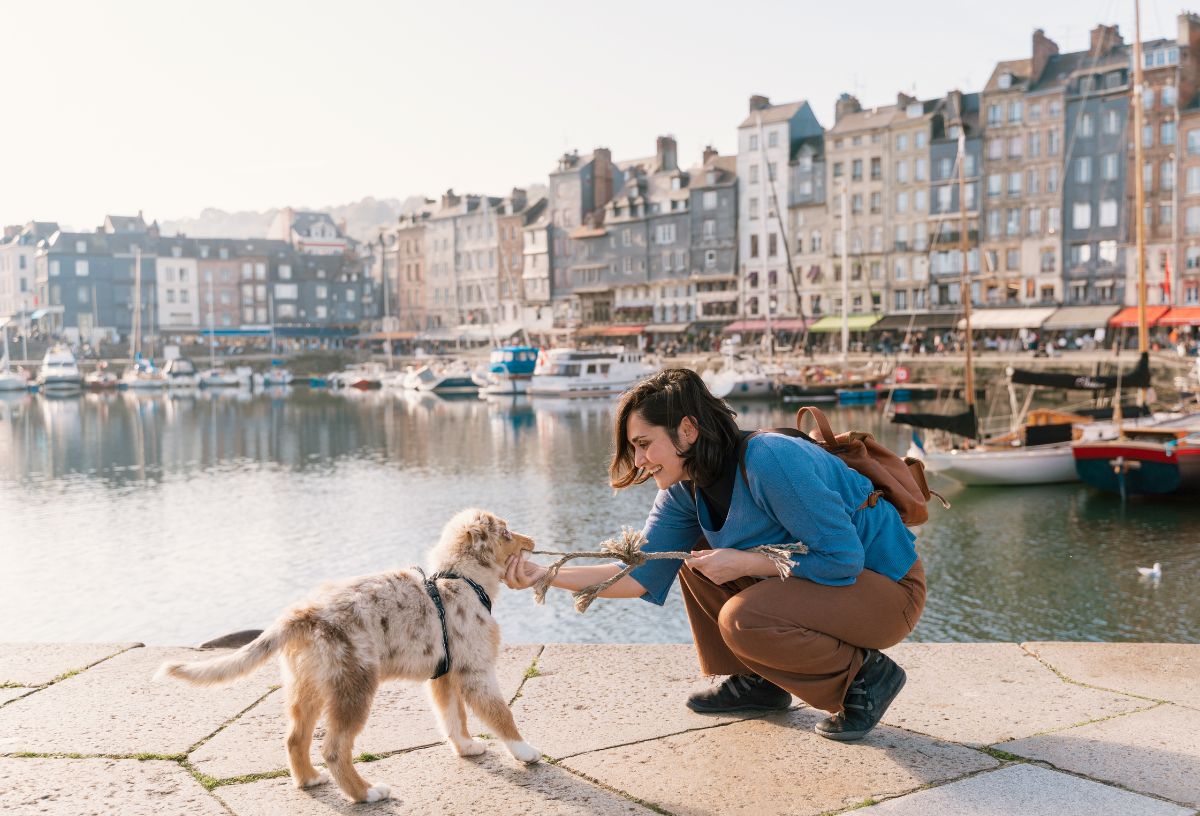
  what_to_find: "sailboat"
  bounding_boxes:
[120,248,167,390]
[0,322,30,391]
[1071,4,1200,497]
[197,262,245,389]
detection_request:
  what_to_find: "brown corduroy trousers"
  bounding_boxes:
[678,547,926,713]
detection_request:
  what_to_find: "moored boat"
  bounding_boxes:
[1073,413,1200,497]
[475,346,538,396]
[528,347,654,398]
[162,357,199,388]
[36,345,84,393]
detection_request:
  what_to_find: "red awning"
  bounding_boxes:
[1108,306,1171,328]
[1158,307,1200,326]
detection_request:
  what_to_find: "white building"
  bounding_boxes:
[736,96,823,319]
[155,239,200,330]
[0,222,57,327]
[267,208,348,256]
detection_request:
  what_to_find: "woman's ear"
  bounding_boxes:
[679,415,699,445]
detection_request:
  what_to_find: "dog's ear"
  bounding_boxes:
[460,510,503,565]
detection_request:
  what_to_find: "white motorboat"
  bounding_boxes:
[84,361,119,391]
[36,345,84,393]
[162,357,199,388]
[704,356,777,400]
[329,362,385,390]
[528,347,654,397]
[257,364,294,388]
[198,366,249,389]
[406,359,481,395]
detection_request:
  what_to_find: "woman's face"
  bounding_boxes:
[627,410,696,489]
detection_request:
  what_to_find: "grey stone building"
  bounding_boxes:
[927,91,983,309]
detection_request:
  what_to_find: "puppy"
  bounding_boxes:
[156,508,539,804]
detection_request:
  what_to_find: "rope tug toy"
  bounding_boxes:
[529,528,809,612]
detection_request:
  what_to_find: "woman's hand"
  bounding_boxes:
[503,552,548,590]
[685,548,776,585]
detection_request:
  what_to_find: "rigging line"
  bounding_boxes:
[756,113,809,335]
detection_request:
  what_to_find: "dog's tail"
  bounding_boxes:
[155,621,292,687]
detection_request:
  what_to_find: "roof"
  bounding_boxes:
[288,211,343,238]
[739,100,806,129]
[984,58,1032,93]
[104,214,147,234]
[828,104,900,135]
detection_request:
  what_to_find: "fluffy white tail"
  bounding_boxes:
[155,624,288,687]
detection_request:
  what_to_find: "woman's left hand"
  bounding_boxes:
[685,548,766,585]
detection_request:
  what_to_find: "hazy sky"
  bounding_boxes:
[2,0,1178,230]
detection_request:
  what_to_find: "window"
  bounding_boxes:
[1079,113,1093,137]
[1006,209,1020,236]
[275,283,298,299]
[279,264,292,280]
[896,133,908,151]
[894,224,908,250]
[76,260,89,277]
[987,104,1002,126]
[749,198,759,219]
[1028,208,1042,234]
[1099,199,1117,227]
[1069,243,1092,265]
[749,164,759,184]
[49,260,59,277]
[750,234,759,258]
[894,290,907,310]
[655,223,676,244]
[852,193,863,214]
[75,240,86,253]
[1008,136,1022,158]
[811,230,822,252]
[1048,207,1060,232]
[1027,168,1040,195]
[1007,172,1021,197]
[914,158,927,181]
[1143,87,1156,109]
[987,174,1001,197]
[1102,153,1119,180]
[895,192,909,213]
[895,160,909,182]
[180,290,189,304]
[1047,166,1059,193]
[833,161,843,178]
[1028,132,1041,157]
[1163,85,1178,106]
[1008,100,1022,123]
[1162,160,1175,191]
[915,190,928,212]
[1144,161,1154,191]
[748,134,758,150]
[768,234,778,257]
[1073,203,1092,229]
[1162,121,1177,146]
[852,159,863,181]
[987,137,1003,160]
[1075,157,1092,183]
[1189,167,1200,195]
[1103,109,1120,134]
[705,250,717,269]
[938,157,952,179]
[1161,203,1174,225]
[987,210,1001,237]
[1143,123,1155,148]
[1048,130,1060,155]
[870,192,881,213]
[702,219,716,239]
[915,132,927,149]
[937,185,952,213]
[1098,240,1118,265]
[871,157,882,180]
[702,191,717,209]
[768,131,778,148]
[1006,248,1020,269]
[241,262,253,279]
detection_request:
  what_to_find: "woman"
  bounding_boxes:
[504,368,925,741]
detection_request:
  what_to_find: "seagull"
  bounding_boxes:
[1136,562,1162,579]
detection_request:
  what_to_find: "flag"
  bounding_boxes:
[1163,252,1172,302]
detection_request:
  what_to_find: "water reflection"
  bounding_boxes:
[0,389,1196,646]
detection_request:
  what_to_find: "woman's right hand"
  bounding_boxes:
[503,552,547,590]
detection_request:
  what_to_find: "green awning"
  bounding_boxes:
[808,314,882,333]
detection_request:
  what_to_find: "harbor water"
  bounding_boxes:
[1,387,1196,646]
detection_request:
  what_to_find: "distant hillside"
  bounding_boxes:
[161,186,546,244]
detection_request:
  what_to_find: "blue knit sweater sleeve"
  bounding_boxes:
[742,436,866,585]
[628,484,702,606]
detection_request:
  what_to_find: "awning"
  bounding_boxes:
[1158,307,1200,326]
[1041,306,1121,331]
[365,330,418,340]
[872,313,930,331]
[1109,306,1171,328]
[577,324,645,337]
[647,322,692,333]
[453,321,525,341]
[956,307,1057,331]
[808,314,883,333]
[721,318,810,334]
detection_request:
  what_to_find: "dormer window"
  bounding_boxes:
[75,240,86,253]
[172,245,182,258]
[998,72,1013,90]
[706,170,718,185]
[671,177,682,190]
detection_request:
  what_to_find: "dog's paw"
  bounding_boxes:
[295,769,330,788]
[452,739,487,757]
[364,783,390,803]
[507,741,541,764]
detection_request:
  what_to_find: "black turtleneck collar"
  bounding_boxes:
[696,431,752,532]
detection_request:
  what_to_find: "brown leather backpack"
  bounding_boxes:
[736,405,946,526]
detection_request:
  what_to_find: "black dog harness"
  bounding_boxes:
[413,567,493,680]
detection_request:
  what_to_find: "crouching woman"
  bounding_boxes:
[504,368,926,740]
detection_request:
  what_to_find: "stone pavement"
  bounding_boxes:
[0,641,1196,815]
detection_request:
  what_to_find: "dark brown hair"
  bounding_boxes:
[610,368,740,490]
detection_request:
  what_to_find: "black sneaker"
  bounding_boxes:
[686,674,792,714]
[814,649,907,741]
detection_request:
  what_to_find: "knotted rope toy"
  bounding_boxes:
[529,527,809,613]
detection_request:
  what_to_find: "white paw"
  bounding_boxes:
[452,739,487,757]
[507,741,541,764]
[296,769,330,788]
[364,783,391,803]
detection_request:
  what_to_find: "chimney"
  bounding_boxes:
[510,187,527,212]
[749,94,771,113]
[591,147,614,213]
[1089,24,1123,58]
[1031,28,1059,82]
[656,135,678,172]
[147,220,160,239]
[834,93,862,123]
[897,92,916,108]
[441,189,460,210]
[945,89,964,124]
[3,225,20,239]
[703,145,719,165]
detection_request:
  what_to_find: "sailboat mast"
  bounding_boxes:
[840,178,850,363]
[131,245,142,360]
[957,127,975,408]
[207,261,216,370]
[1132,0,1149,353]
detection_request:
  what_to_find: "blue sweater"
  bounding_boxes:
[629,433,919,605]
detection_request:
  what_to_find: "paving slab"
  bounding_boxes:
[1024,642,1200,708]
[0,756,227,816]
[860,763,1192,815]
[191,644,540,780]
[562,707,997,816]
[0,687,32,705]
[883,643,1149,745]
[1003,703,1200,808]
[215,743,648,815]
[0,642,139,686]
[0,646,278,756]
[509,643,783,759]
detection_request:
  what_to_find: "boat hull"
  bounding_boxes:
[1074,442,1200,496]
[921,443,1079,486]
